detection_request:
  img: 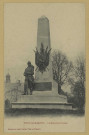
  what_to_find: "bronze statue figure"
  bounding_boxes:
[23,61,34,95]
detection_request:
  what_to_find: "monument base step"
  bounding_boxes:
[11,94,73,110]
[11,102,72,110]
[17,95,67,103]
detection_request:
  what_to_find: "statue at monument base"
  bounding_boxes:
[23,61,34,95]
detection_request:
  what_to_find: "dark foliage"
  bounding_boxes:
[69,56,85,110]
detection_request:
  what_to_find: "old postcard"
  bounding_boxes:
[0,1,88,134]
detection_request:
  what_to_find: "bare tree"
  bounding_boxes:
[52,50,73,94]
[69,56,85,110]
[73,56,85,87]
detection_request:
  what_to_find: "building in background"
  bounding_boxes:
[5,73,24,103]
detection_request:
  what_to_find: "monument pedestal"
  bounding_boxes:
[11,76,72,110]
[11,79,72,110]
[12,94,72,110]
[11,83,72,110]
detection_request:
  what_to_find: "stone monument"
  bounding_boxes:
[12,16,72,110]
[34,16,53,91]
[35,16,52,81]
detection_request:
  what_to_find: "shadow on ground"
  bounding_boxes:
[4,108,85,118]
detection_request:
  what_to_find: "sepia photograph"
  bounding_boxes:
[4,3,85,132]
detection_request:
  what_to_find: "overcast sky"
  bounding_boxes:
[4,3,85,83]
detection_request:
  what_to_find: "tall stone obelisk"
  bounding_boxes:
[35,16,52,83]
[37,16,51,51]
